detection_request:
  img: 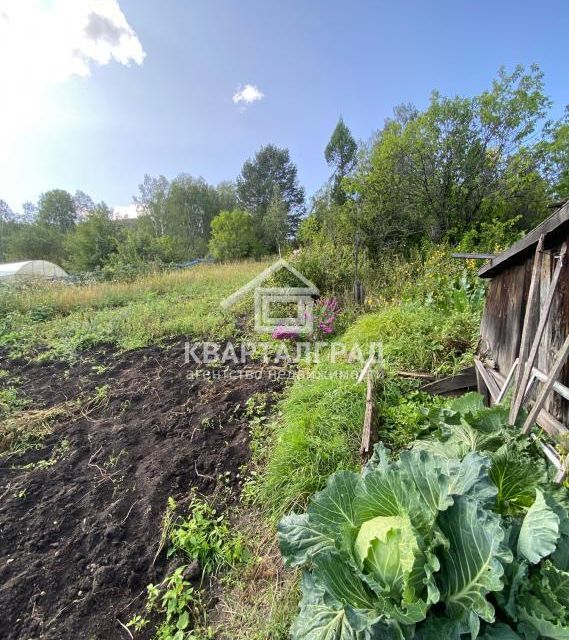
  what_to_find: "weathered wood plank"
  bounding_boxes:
[522,334,569,434]
[479,261,531,378]
[511,243,567,420]
[509,236,545,424]
[474,358,501,402]
[496,359,519,404]
[483,365,567,435]
[420,367,477,395]
[360,375,375,461]
[530,367,569,403]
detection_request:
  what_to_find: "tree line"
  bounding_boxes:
[1,64,568,274]
[0,144,306,271]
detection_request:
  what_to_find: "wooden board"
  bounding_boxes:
[420,367,477,396]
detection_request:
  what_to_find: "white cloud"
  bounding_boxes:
[113,203,138,219]
[0,0,145,158]
[232,84,264,106]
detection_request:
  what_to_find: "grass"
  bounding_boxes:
[259,361,365,518]
[342,302,480,375]
[255,290,480,520]
[0,402,76,457]
[0,260,271,360]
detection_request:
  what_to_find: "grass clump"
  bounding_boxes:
[212,510,299,640]
[342,302,479,375]
[259,361,365,518]
[0,402,75,457]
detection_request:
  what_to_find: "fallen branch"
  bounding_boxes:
[396,370,435,381]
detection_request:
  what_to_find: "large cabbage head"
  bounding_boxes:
[279,446,511,639]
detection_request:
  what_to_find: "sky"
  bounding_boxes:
[1,0,569,216]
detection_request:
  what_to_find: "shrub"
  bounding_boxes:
[208,210,262,260]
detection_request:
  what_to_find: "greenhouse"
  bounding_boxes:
[0,260,68,280]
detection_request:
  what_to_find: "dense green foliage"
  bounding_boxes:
[208,210,261,260]
[279,395,569,639]
[299,66,568,290]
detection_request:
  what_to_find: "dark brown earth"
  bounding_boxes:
[0,340,285,640]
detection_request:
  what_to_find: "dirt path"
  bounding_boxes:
[0,340,283,640]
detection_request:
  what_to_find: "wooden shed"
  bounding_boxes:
[475,201,569,471]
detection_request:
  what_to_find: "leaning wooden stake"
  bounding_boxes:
[522,334,569,435]
[511,242,567,420]
[360,374,375,461]
[474,357,501,403]
[496,358,519,404]
[509,235,545,424]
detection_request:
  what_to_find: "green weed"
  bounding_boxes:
[168,494,247,575]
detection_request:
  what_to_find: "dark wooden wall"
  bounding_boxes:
[479,241,569,424]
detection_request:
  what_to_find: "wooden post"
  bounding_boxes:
[510,243,566,420]
[360,374,375,462]
[509,235,545,424]
[522,334,569,435]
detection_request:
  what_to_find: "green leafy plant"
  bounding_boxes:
[279,446,510,638]
[168,494,247,575]
[278,394,569,639]
[416,393,547,516]
[144,566,197,640]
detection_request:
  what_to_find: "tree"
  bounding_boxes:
[134,174,170,236]
[325,117,357,205]
[73,190,95,220]
[165,175,229,258]
[348,64,552,256]
[5,224,66,263]
[65,203,118,271]
[538,110,569,201]
[236,144,305,235]
[111,221,178,266]
[37,189,77,232]
[208,210,261,260]
[262,187,289,254]
[216,181,238,212]
[21,201,38,223]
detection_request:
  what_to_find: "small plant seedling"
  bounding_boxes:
[126,614,149,632]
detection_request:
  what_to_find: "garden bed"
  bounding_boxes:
[0,339,284,639]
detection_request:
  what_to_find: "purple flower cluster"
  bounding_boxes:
[272,326,299,340]
[271,298,340,341]
[314,297,339,337]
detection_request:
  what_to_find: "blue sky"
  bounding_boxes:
[1,0,569,214]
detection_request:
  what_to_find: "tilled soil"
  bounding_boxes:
[0,339,284,640]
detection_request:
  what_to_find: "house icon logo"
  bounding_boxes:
[221,258,319,334]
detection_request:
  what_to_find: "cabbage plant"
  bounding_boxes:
[279,442,569,639]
